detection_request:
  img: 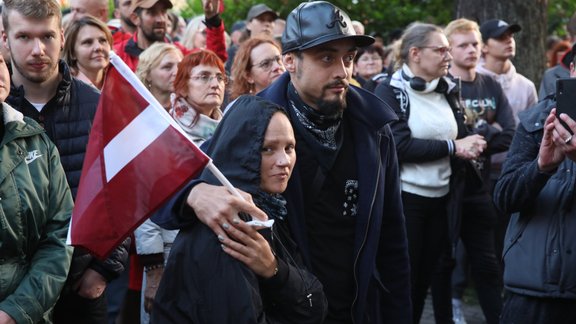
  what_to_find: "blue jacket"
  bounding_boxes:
[258,73,411,323]
[494,98,576,299]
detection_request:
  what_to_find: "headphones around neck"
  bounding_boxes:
[401,69,448,94]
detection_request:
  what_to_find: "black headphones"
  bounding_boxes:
[401,69,448,94]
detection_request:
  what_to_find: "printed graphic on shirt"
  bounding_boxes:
[461,97,497,128]
[343,180,358,217]
[25,150,43,165]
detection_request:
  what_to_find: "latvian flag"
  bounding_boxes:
[68,52,210,259]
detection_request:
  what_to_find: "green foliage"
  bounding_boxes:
[548,0,576,37]
[180,0,454,44]
[174,0,570,41]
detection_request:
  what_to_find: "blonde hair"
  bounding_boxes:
[444,18,482,44]
[136,42,183,86]
[181,15,205,50]
[3,0,62,32]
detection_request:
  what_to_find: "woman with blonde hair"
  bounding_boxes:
[136,43,183,111]
[63,15,112,89]
[229,36,285,100]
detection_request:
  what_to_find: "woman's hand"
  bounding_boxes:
[220,219,278,278]
[454,134,487,160]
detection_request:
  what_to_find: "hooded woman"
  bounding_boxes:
[153,95,327,323]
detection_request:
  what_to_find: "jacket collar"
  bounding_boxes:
[9,60,73,108]
[259,72,398,132]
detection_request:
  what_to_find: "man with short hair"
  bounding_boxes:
[437,18,515,324]
[115,0,226,71]
[69,0,109,23]
[114,0,177,70]
[159,1,411,323]
[225,3,277,73]
[2,0,130,322]
[477,19,537,122]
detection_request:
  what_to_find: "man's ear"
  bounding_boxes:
[570,62,576,78]
[283,53,296,73]
[409,47,420,64]
[130,12,140,27]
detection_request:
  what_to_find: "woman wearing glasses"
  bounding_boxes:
[374,22,487,323]
[170,49,226,145]
[229,37,285,101]
[353,44,386,92]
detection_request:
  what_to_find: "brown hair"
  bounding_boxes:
[63,15,113,71]
[3,0,62,32]
[230,36,281,100]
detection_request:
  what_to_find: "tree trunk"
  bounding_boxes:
[455,0,548,87]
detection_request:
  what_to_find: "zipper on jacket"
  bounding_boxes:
[350,133,382,323]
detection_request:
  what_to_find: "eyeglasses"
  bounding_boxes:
[251,55,282,71]
[190,73,228,85]
[420,45,452,56]
[358,55,383,63]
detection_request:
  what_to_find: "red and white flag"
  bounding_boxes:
[68,52,210,259]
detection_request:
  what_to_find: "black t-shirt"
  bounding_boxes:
[298,117,357,323]
[451,73,515,191]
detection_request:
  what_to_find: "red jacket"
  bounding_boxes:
[113,22,227,71]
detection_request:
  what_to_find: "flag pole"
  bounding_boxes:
[108,51,245,201]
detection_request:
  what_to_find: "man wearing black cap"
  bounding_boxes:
[477,18,538,284]
[225,3,278,74]
[477,19,537,122]
[162,1,411,323]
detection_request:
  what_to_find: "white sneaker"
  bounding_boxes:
[452,298,467,324]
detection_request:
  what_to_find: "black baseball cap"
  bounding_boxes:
[480,19,521,42]
[281,1,374,54]
[246,4,278,22]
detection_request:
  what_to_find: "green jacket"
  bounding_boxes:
[0,102,73,323]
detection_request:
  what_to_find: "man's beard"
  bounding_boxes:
[315,81,348,116]
[142,25,166,43]
[11,53,57,84]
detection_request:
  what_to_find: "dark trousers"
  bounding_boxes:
[433,193,503,324]
[402,191,450,324]
[53,290,108,324]
[500,291,576,324]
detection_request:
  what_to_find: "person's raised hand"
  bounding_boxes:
[186,183,268,241]
[538,109,566,172]
[202,0,220,19]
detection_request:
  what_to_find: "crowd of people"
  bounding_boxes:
[1,0,576,323]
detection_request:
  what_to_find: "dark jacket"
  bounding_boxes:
[156,74,412,323]
[6,61,130,285]
[259,74,412,323]
[153,96,327,323]
[494,98,576,299]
